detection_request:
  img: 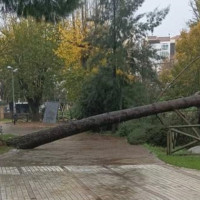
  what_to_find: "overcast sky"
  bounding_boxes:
[140,0,193,37]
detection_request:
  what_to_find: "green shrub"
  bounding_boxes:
[175,130,193,146]
[117,121,134,137]
[0,134,16,142]
[146,126,168,147]
[117,119,169,146]
[117,120,152,144]
[117,110,199,147]
[127,127,147,144]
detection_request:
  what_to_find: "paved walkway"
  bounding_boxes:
[1,122,200,199]
[1,164,200,200]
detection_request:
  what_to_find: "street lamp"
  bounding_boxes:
[7,66,18,123]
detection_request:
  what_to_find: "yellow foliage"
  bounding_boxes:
[116,69,123,76]
[159,66,173,84]
[163,22,200,96]
[55,13,91,102]
[91,67,99,74]
[116,69,135,82]
[127,74,135,82]
[56,14,89,68]
[176,26,200,63]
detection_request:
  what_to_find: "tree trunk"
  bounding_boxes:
[31,106,40,122]
[7,95,200,149]
[27,98,40,121]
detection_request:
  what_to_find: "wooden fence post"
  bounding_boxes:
[167,130,170,155]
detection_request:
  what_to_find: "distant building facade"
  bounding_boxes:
[147,35,180,71]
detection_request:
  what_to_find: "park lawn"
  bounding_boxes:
[145,144,200,170]
[0,134,16,154]
[0,134,16,142]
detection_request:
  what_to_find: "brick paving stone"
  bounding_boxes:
[1,165,200,199]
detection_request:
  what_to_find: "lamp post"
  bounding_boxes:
[7,66,18,123]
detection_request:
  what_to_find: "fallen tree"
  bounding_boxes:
[6,95,200,149]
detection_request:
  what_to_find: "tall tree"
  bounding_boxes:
[159,22,200,98]
[87,0,169,78]
[0,0,81,22]
[75,0,169,118]
[0,18,64,120]
[55,13,90,103]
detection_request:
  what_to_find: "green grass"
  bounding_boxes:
[145,144,200,170]
[0,134,16,155]
[0,134,16,142]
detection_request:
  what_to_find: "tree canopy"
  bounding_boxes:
[86,0,169,78]
[189,0,200,26]
[0,0,170,122]
[72,0,169,118]
[0,0,81,22]
[160,22,200,98]
[0,18,64,120]
[55,13,89,103]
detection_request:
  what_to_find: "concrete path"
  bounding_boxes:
[1,122,200,199]
[1,164,200,200]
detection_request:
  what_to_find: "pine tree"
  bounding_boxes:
[0,0,81,22]
[75,0,169,118]
[87,0,169,79]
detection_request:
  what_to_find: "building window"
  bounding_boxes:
[161,43,169,50]
[160,51,169,58]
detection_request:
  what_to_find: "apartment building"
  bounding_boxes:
[147,35,180,71]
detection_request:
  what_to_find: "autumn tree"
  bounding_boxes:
[55,13,90,103]
[0,18,64,120]
[160,22,200,98]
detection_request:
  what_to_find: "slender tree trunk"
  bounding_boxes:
[111,0,118,133]
[112,0,117,78]
[81,0,88,32]
[197,107,200,124]
[6,95,200,149]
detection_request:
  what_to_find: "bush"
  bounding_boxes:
[127,127,147,145]
[117,120,152,144]
[146,126,168,147]
[117,121,135,137]
[117,110,199,147]
[117,119,169,146]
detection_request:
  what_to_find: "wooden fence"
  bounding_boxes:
[167,124,200,155]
